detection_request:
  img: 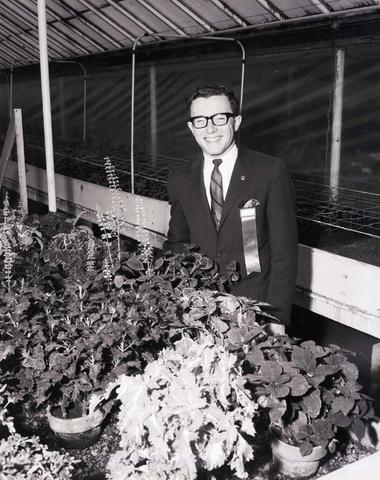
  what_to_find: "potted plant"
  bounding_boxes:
[13,258,159,447]
[105,334,258,479]
[244,335,375,478]
[0,210,154,447]
[1,324,77,480]
[0,381,77,479]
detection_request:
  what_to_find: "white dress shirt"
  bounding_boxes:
[203,144,238,207]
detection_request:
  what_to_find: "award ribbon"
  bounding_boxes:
[240,199,261,274]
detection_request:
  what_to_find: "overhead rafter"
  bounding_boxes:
[0,23,42,61]
[57,0,124,49]
[105,0,159,36]
[4,0,76,58]
[0,39,31,64]
[171,0,216,33]
[309,0,332,15]
[209,0,250,27]
[135,0,189,36]
[76,0,136,43]
[0,0,379,71]
[43,3,96,55]
[255,0,288,21]
[0,59,9,69]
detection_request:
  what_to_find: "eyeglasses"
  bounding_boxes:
[189,112,235,129]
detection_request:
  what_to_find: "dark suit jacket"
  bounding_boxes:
[163,147,298,325]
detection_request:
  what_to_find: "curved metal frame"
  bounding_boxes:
[52,60,87,141]
[130,36,246,194]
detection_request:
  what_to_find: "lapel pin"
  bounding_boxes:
[240,175,245,181]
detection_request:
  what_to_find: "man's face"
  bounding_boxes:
[187,94,242,157]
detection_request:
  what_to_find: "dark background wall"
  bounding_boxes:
[1,23,380,191]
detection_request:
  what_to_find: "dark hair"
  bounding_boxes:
[186,84,239,116]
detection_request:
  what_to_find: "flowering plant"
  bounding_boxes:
[106,335,258,480]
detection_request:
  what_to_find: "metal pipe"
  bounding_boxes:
[37,0,56,212]
[14,108,28,214]
[196,5,380,37]
[330,48,345,200]
[149,64,157,167]
[130,35,246,193]
[131,33,148,194]
[9,63,13,119]
[52,60,87,141]
[0,72,9,108]
[175,35,246,113]
[236,40,245,114]
[83,69,87,142]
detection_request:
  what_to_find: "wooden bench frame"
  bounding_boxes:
[3,160,380,403]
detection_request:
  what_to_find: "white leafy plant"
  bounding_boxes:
[106,335,258,480]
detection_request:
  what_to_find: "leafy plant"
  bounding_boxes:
[106,335,258,480]
[14,268,158,415]
[0,433,77,479]
[0,368,77,480]
[244,336,375,456]
[0,193,274,427]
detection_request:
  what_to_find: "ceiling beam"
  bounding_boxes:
[0,23,43,61]
[0,58,10,69]
[105,0,158,36]
[0,48,21,68]
[6,0,77,58]
[56,0,124,49]
[0,37,32,64]
[255,0,288,21]
[43,2,97,54]
[135,0,189,36]
[171,0,215,33]
[308,0,332,15]
[76,0,135,42]
[209,0,250,27]
[0,16,42,62]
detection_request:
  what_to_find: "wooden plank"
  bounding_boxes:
[294,288,380,340]
[369,343,380,411]
[317,451,380,480]
[4,161,170,249]
[0,115,15,187]
[296,244,380,321]
[3,161,380,339]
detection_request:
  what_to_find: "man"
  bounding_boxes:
[164,84,298,325]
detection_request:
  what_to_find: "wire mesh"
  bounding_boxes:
[293,177,380,239]
[2,132,380,240]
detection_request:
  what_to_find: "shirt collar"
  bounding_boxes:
[203,143,238,167]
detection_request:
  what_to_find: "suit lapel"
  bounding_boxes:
[189,157,216,230]
[219,155,249,228]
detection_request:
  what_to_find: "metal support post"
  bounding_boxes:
[37,0,57,212]
[330,48,345,200]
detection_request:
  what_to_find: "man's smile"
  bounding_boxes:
[204,136,221,142]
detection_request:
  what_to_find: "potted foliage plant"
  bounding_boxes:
[13,234,159,448]
[244,335,375,478]
[104,334,258,480]
[0,381,77,479]
[0,203,153,448]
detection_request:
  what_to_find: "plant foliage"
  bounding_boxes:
[106,335,258,480]
[245,336,375,456]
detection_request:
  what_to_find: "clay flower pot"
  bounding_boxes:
[270,429,327,478]
[47,404,105,449]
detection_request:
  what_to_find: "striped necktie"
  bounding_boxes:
[210,158,223,229]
